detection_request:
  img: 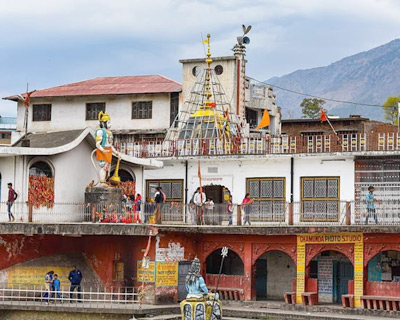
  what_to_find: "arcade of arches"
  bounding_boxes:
[198,233,400,304]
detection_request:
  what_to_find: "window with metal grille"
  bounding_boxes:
[86,102,105,120]
[301,177,340,222]
[146,179,184,202]
[32,104,51,121]
[132,101,152,119]
[246,177,286,222]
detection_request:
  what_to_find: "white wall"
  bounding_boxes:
[0,157,16,202]
[143,155,355,204]
[16,93,174,133]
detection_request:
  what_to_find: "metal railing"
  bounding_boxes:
[114,132,400,158]
[0,286,138,308]
[2,200,400,226]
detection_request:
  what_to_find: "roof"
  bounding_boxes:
[0,116,16,130]
[3,75,181,101]
[13,129,85,148]
[179,56,236,63]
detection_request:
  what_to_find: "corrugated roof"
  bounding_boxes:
[3,75,181,101]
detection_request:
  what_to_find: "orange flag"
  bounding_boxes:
[256,110,270,129]
[320,109,328,122]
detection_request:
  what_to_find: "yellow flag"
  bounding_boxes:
[256,110,270,129]
[202,39,209,44]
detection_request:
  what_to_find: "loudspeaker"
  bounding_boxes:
[243,36,250,45]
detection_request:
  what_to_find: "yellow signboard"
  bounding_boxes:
[137,261,155,283]
[296,232,363,307]
[7,266,71,287]
[156,262,178,287]
[298,232,363,244]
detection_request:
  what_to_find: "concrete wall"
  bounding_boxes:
[16,93,174,133]
[265,251,296,299]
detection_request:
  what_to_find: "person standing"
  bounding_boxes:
[7,183,17,222]
[69,265,82,303]
[366,186,380,224]
[227,196,233,226]
[242,193,254,225]
[44,270,54,304]
[154,187,163,224]
[135,193,142,223]
[193,187,206,225]
[51,273,61,300]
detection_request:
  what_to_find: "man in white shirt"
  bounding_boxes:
[193,187,206,225]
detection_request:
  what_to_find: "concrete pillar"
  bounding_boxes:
[243,242,252,300]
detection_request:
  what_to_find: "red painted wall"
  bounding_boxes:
[205,274,245,290]
[366,281,400,297]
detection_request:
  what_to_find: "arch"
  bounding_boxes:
[202,242,244,266]
[28,158,55,206]
[254,250,296,300]
[28,158,54,178]
[252,243,297,265]
[310,250,354,304]
[206,248,244,275]
[110,165,136,182]
[367,250,400,282]
[306,244,354,267]
[364,243,400,267]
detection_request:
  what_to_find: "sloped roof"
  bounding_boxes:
[3,75,181,101]
[13,129,85,148]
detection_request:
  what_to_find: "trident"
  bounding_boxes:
[211,247,228,319]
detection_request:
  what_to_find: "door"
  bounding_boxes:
[178,261,192,301]
[334,261,353,303]
[256,259,268,299]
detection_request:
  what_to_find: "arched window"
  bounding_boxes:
[206,249,244,275]
[29,161,53,177]
[110,169,135,182]
[28,160,54,207]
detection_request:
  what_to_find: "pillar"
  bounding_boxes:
[243,242,252,300]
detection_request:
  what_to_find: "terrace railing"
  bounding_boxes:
[2,200,400,226]
[114,132,400,158]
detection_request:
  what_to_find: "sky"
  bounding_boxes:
[1,0,400,116]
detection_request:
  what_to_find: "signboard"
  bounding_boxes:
[296,232,363,307]
[156,242,184,262]
[7,266,71,287]
[156,262,178,287]
[137,261,155,283]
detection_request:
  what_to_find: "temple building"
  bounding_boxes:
[0,29,399,314]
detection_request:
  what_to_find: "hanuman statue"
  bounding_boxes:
[92,111,120,187]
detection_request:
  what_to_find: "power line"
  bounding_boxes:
[247,76,386,109]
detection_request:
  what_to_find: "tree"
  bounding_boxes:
[383,94,400,125]
[300,98,326,119]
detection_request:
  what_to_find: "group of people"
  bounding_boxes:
[121,193,143,223]
[44,265,83,303]
[190,188,254,225]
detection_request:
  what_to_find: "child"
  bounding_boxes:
[51,273,61,300]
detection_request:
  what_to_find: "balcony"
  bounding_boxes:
[114,132,400,158]
[2,200,400,227]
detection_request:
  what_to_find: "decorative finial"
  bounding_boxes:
[203,33,213,107]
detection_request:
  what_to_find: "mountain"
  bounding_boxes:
[267,39,400,120]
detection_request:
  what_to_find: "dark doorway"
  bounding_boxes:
[178,261,192,301]
[204,185,223,203]
[334,261,353,303]
[256,259,267,299]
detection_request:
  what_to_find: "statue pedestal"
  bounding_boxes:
[85,187,123,222]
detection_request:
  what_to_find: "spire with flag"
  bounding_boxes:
[164,34,243,143]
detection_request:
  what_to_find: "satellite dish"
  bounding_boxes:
[243,36,250,45]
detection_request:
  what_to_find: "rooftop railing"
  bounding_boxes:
[114,132,400,158]
[2,200,400,227]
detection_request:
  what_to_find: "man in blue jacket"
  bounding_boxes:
[68,265,83,302]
